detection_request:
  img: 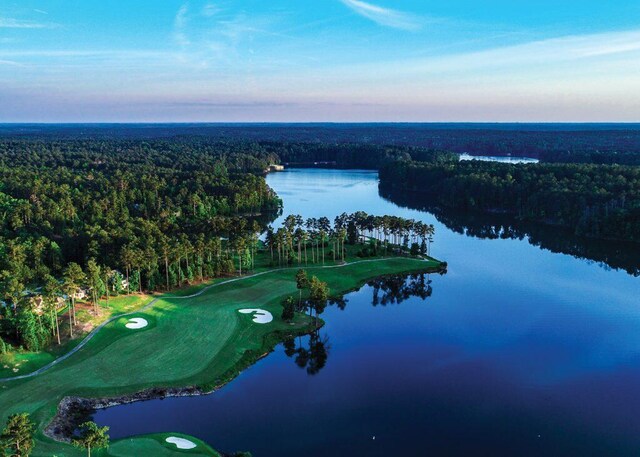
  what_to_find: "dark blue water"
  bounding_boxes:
[95,169,640,456]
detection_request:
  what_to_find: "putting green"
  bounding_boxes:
[0,257,441,456]
[108,433,220,456]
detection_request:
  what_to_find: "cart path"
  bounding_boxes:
[1,257,434,382]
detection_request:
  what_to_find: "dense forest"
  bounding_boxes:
[380,160,640,243]
[1,133,638,354]
[3,124,640,165]
[538,150,640,166]
[0,139,281,278]
[261,142,456,169]
[0,137,436,356]
[0,139,284,352]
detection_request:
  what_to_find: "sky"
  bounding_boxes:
[1,0,639,122]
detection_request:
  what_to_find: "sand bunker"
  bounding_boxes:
[125,317,148,329]
[165,437,197,450]
[238,308,273,324]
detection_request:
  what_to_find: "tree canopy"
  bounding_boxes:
[0,413,34,457]
[381,160,640,243]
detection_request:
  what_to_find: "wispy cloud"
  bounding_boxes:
[202,3,221,17]
[319,28,640,84]
[0,17,58,29]
[339,0,420,30]
[0,49,180,59]
[173,3,190,46]
[33,9,48,15]
[0,59,23,67]
[416,28,640,72]
[166,2,290,66]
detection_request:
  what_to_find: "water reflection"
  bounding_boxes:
[381,186,640,276]
[283,331,330,376]
[93,169,640,457]
[369,272,434,306]
[459,153,539,164]
[282,271,440,376]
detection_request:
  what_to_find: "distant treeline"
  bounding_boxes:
[262,142,457,169]
[3,124,640,165]
[380,160,640,243]
[0,138,279,172]
[539,150,640,166]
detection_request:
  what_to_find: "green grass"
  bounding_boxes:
[0,244,380,380]
[0,256,441,456]
[108,433,221,457]
[0,294,155,379]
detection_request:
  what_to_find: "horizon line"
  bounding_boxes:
[2,121,640,126]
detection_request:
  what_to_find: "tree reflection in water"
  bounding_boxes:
[369,272,434,306]
[283,331,329,376]
[282,270,441,375]
[381,186,640,277]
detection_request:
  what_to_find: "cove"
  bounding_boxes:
[95,169,640,456]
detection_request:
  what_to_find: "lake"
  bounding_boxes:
[95,169,640,456]
[459,153,539,163]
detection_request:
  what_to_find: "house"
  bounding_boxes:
[30,295,66,315]
[73,289,88,300]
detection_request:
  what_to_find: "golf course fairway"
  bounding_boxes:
[0,257,442,456]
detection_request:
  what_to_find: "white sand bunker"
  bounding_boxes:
[125,317,148,329]
[238,308,273,324]
[165,436,197,450]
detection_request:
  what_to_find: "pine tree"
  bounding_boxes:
[0,413,34,457]
[72,421,109,457]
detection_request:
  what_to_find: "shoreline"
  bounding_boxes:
[45,352,275,443]
[0,257,440,383]
[0,256,444,457]
[42,260,445,446]
[44,319,328,443]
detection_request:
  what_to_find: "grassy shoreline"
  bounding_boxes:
[1,255,444,457]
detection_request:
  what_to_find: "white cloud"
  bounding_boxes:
[202,3,221,17]
[0,59,23,66]
[173,3,190,46]
[0,49,179,58]
[339,0,420,30]
[316,28,640,82]
[0,17,57,29]
[406,28,640,73]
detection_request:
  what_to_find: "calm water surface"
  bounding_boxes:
[459,153,539,163]
[96,169,640,456]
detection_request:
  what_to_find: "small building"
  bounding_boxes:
[30,295,66,315]
[73,289,88,300]
[268,164,285,172]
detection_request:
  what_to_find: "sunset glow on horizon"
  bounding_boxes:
[1,0,639,122]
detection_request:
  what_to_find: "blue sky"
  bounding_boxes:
[1,0,639,122]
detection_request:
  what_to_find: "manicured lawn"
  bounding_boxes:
[0,294,154,379]
[0,256,441,457]
[108,433,221,457]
